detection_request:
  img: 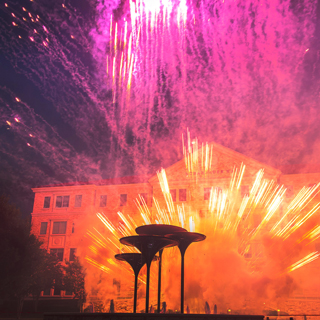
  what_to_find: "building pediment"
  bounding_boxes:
[149,141,281,185]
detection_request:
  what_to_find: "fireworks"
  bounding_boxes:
[83,134,320,313]
[1,0,320,312]
[0,0,319,209]
[287,252,320,273]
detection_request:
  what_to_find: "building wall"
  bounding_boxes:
[31,183,153,250]
[31,171,320,259]
[31,181,152,298]
[30,152,320,305]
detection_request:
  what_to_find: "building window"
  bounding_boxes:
[52,221,67,234]
[75,195,82,207]
[285,185,294,198]
[100,195,107,207]
[69,248,76,261]
[43,196,51,208]
[241,185,249,197]
[43,288,51,296]
[120,194,127,206]
[56,195,70,208]
[199,210,208,218]
[50,248,64,261]
[204,188,211,200]
[72,223,75,233]
[170,189,176,202]
[179,189,187,201]
[40,222,48,235]
[140,193,148,205]
[53,287,61,296]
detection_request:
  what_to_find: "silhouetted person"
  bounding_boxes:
[214,304,217,314]
[109,299,115,313]
[160,301,167,313]
[186,306,190,314]
[205,301,211,314]
[150,305,154,313]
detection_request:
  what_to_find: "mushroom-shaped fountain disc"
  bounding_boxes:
[120,235,178,313]
[115,253,146,313]
[166,232,206,314]
[135,224,187,312]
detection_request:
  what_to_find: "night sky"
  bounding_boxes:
[0,0,320,218]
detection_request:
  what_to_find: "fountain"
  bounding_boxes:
[119,224,205,314]
[119,234,178,313]
[114,253,146,313]
[45,224,263,320]
[165,231,206,313]
[135,224,188,313]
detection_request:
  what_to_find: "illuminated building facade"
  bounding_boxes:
[31,142,320,311]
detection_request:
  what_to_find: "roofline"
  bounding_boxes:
[148,141,281,183]
[32,182,152,193]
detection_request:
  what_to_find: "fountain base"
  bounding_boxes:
[44,312,264,320]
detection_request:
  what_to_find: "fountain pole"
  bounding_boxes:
[157,249,163,313]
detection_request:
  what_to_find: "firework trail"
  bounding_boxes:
[81,134,320,313]
[0,0,319,209]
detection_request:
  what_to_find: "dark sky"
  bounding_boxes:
[0,0,319,218]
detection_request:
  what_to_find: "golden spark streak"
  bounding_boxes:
[124,21,128,49]
[237,196,250,219]
[236,163,246,190]
[270,184,319,235]
[85,256,111,274]
[283,203,320,239]
[177,203,186,228]
[109,15,113,56]
[287,252,320,273]
[97,212,117,237]
[119,52,124,85]
[299,225,320,243]
[117,211,135,233]
[93,227,111,245]
[114,22,118,56]
[112,57,116,103]
[86,230,107,248]
[153,197,170,225]
[127,53,134,93]
[275,215,300,238]
[88,245,98,255]
[250,169,264,199]
[157,168,175,219]
[273,199,320,240]
[229,166,237,191]
[135,195,152,225]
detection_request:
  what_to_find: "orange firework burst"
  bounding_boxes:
[82,132,320,313]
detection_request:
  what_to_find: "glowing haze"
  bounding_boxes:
[81,144,320,313]
[0,0,319,211]
[1,0,320,313]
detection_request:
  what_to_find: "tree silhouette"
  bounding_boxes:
[29,251,64,312]
[63,257,86,312]
[0,195,43,318]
